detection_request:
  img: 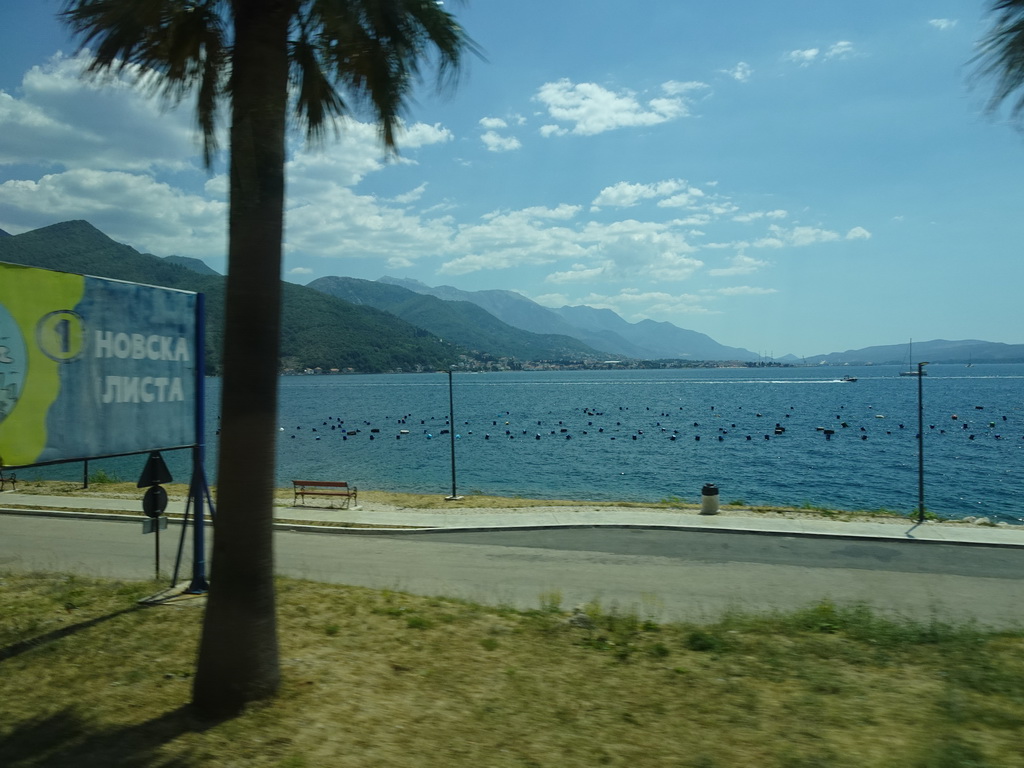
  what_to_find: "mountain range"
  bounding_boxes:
[377,277,759,361]
[306,275,601,362]
[1,220,1021,368]
[372,277,1024,366]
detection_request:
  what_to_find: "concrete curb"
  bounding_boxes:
[4,505,1023,549]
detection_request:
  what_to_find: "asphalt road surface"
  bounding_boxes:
[2,514,1022,627]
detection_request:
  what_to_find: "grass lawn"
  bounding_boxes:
[1,572,1023,767]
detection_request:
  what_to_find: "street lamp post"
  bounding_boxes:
[916,361,929,523]
[441,369,462,501]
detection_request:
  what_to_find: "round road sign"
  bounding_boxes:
[142,485,168,518]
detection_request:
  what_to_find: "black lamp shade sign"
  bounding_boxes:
[137,451,173,488]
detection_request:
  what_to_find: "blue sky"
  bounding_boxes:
[0,1,1021,358]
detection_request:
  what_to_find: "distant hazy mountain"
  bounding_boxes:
[552,305,758,361]
[0,228,11,237]
[805,339,1024,366]
[378,276,642,355]
[380,276,759,361]
[308,275,605,361]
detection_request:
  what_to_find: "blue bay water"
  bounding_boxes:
[27,364,1024,523]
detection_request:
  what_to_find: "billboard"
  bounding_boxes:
[0,262,197,467]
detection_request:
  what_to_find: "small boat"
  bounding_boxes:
[841,375,858,382]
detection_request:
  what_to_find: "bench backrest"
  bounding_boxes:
[293,480,350,489]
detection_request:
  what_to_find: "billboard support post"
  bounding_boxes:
[186,293,210,594]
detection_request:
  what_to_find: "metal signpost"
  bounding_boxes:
[916,361,930,524]
[441,369,462,501]
[139,451,171,580]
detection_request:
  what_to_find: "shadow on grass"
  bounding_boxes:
[0,705,207,767]
[0,606,142,663]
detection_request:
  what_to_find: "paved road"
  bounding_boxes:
[2,513,1023,627]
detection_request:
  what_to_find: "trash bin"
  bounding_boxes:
[700,483,720,515]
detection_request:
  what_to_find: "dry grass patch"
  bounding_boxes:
[10,480,930,522]
[10,480,651,509]
[2,572,1023,767]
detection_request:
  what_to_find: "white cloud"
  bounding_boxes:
[732,209,787,223]
[395,122,454,149]
[753,224,841,248]
[709,253,770,277]
[289,267,313,275]
[481,130,522,152]
[483,204,581,222]
[720,62,753,83]
[661,80,711,97]
[845,226,871,240]
[287,118,451,196]
[437,206,710,284]
[929,19,958,31]
[701,201,740,217]
[545,262,612,284]
[440,204,588,274]
[786,48,820,66]
[393,183,428,204]
[287,123,390,188]
[479,117,508,129]
[674,214,712,227]
[644,252,704,281]
[657,188,708,208]
[285,182,454,268]
[825,41,855,60]
[591,179,688,208]
[717,285,777,296]
[0,168,227,262]
[785,42,854,66]
[534,78,703,137]
[0,52,202,172]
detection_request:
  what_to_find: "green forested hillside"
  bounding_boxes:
[308,275,605,361]
[0,221,459,373]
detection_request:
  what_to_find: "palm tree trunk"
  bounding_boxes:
[192,0,290,718]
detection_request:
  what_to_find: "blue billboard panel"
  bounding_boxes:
[0,263,197,466]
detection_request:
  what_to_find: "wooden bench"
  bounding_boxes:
[292,480,357,509]
[0,468,15,492]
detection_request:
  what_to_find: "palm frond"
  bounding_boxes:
[297,0,477,150]
[973,0,1024,118]
[60,0,477,159]
[60,0,229,166]
[290,27,348,145]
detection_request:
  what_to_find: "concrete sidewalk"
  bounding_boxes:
[2,490,1022,548]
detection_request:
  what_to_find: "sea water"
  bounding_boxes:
[24,364,1024,523]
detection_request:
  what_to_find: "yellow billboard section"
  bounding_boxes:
[0,264,85,466]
